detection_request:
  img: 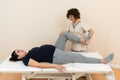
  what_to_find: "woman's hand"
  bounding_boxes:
[54,64,66,72]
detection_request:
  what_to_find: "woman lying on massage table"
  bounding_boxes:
[9,32,114,72]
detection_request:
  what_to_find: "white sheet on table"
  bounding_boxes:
[0,51,112,73]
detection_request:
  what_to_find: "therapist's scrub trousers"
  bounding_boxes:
[53,32,100,64]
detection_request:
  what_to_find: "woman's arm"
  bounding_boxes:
[28,58,66,72]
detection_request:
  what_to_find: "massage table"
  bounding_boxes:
[0,52,115,80]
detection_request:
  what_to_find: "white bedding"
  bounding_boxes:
[0,51,112,73]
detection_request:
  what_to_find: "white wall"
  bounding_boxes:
[0,0,120,67]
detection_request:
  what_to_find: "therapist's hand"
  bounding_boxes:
[54,64,66,72]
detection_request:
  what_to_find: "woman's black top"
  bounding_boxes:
[22,45,56,66]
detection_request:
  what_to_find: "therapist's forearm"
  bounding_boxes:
[89,28,94,38]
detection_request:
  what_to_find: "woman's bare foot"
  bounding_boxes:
[84,32,91,44]
[80,33,91,45]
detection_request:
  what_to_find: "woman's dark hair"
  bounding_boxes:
[66,8,80,19]
[9,50,22,61]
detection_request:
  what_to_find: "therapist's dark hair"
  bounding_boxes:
[66,8,80,19]
[9,50,21,61]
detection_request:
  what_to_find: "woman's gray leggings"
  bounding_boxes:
[53,32,100,64]
[55,32,80,50]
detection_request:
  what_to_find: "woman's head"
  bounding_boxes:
[66,8,80,23]
[9,49,26,61]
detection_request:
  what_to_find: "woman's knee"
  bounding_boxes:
[61,32,67,37]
